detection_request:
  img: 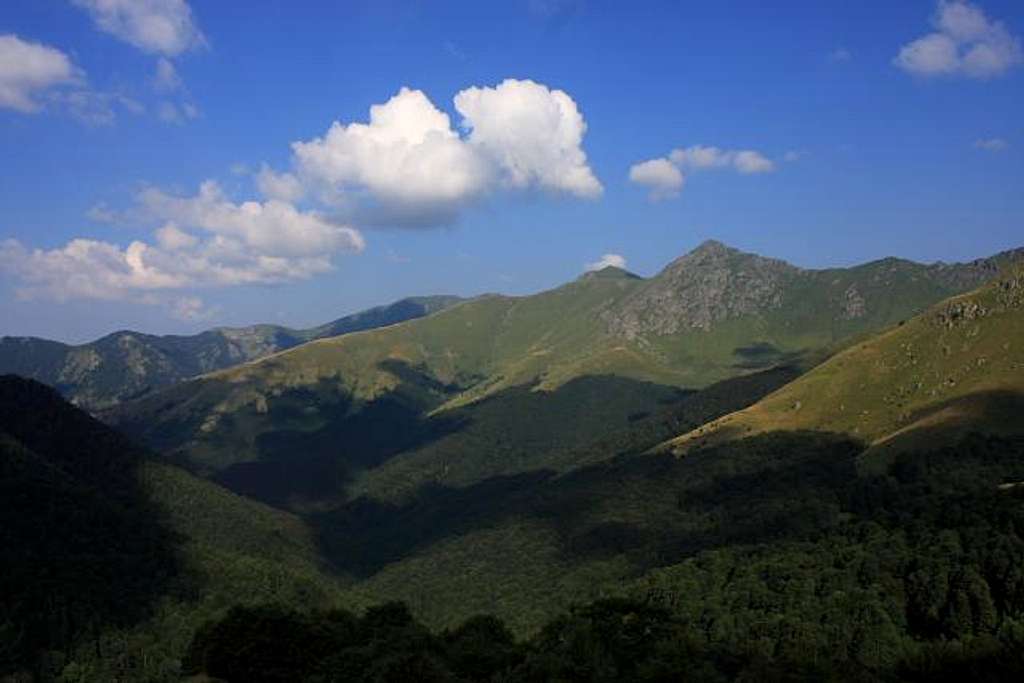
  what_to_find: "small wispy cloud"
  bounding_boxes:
[158,100,200,124]
[629,145,777,202]
[585,253,627,272]
[628,158,683,201]
[974,137,1008,152]
[152,57,183,93]
[72,0,206,57]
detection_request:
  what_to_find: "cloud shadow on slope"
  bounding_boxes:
[309,388,1024,609]
[307,366,808,577]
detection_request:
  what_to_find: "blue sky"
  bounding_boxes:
[1,0,1022,342]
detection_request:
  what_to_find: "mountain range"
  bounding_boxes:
[0,295,461,410]
[4,239,1024,681]
[107,240,1022,507]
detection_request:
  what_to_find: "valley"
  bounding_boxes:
[4,241,1024,681]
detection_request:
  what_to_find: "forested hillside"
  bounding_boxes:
[0,376,352,681]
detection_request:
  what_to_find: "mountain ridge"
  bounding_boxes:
[0,294,463,410]
[659,262,1024,458]
[108,241,1023,511]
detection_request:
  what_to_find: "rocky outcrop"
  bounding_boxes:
[601,241,1024,342]
[602,241,799,338]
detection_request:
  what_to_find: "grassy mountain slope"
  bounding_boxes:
[0,295,461,410]
[110,242,1017,509]
[318,271,1024,635]
[0,376,351,680]
[662,266,1024,458]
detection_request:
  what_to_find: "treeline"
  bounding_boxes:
[184,598,809,682]
[185,593,1024,683]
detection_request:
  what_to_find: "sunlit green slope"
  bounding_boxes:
[662,266,1024,457]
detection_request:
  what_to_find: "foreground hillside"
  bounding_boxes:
[0,376,350,681]
[0,295,460,410]
[663,265,1024,458]
[109,241,1017,509]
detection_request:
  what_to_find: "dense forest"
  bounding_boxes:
[185,433,1024,682]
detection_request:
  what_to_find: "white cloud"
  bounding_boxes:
[0,34,82,112]
[733,150,776,174]
[152,57,181,92]
[137,181,363,258]
[974,137,1008,151]
[72,0,206,57]
[585,253,627,272]
[895,1,1022,78]
[670,146,776,174]
[628,158,684,201]
[782,150,805,163]
[292,87,493,224]
[0,181,364,303]
[454,78,603,198]
[631,144,776,201]
[155,223,198,250]
[289,79,601,226]
[0,34,140,124]
[255,164,305,203]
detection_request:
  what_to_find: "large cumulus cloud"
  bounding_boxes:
[286,79,602,226]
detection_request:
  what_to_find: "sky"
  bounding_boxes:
[1,0,1022,343]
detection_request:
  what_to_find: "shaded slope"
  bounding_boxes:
[334,427,1024,641]
[0,376,180,676]
[662,266,1024,457]
[0,295,462,410]
[0,376,349,680]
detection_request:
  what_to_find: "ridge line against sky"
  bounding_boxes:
[0,0,1022,342]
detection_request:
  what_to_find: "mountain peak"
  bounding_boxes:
[688,239,736,257]
[579,265,642,282]
[604,241,800,337]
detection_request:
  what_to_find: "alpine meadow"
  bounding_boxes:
[2,1,1024,682]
